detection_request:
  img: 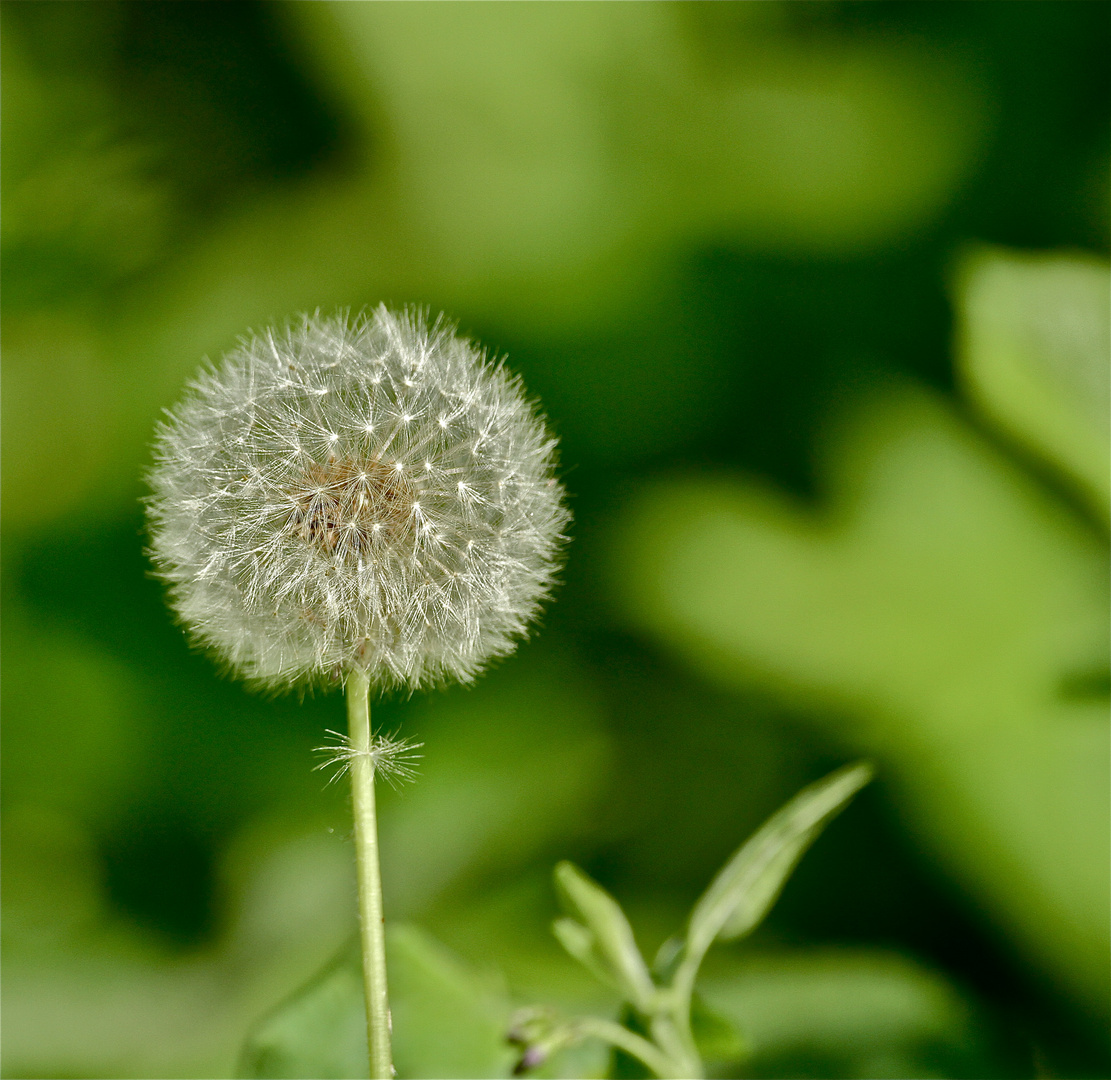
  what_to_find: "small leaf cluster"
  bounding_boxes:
[511,762,873,1078]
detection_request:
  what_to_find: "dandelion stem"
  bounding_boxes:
[347,668,392,1078]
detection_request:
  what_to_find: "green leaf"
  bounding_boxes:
[240,924,515,1079]
[388,925,516,1079]
[553,862,655,1011]
[957,246,1110,523]
[687,763,872,957]
[551,916,615,991]
[698,948,991,1079]
[239,949,368,1079]
[613,385,1110,1011]
[690,992,748,1063]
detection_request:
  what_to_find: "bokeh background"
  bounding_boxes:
[2,3,1108,1078]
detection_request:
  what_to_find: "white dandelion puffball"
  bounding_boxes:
[147,307,569,691]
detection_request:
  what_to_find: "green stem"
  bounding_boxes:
[650,1011,703,1080]
[573,1017,678,1079]
[662,944,710,1077]
[347,668,392,1079]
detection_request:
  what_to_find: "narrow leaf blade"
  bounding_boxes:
[554,861,655,1011]
[551,916,617,991]
[689,762,873,954]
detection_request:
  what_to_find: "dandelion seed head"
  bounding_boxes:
[147,306,569,691]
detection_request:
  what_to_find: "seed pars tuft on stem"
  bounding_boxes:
[313,728,424,789]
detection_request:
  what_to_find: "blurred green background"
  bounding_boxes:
[2,3,1108,1078]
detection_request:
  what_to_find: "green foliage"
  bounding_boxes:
[526,762,872,1078]
[611,244,1111,1027]
[553,863,656,1013]
[387,927,514,1080]
[614,380,1110,1014]
[242,926,514,1080]
[294,2,984,290]
[4,2,1107,1077]
[957,246,1110,523]
[688,994,748,1064]
[241,950,368,1080]
[688,763,872,953]
[240,763,870,1079]
[699,949,991,1079]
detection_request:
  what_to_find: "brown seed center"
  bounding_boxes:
[285,457,418,556]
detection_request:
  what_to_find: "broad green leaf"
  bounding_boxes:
[687,763,872,958]
[613,385,1110,1012]
[388,925,516,1080]
[240,949,368,1079]
[699,948,989,1078]
[957,246,1110,523]
[553,862,655,1011]
[241,924,515,1079]
[295,3,983,275]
